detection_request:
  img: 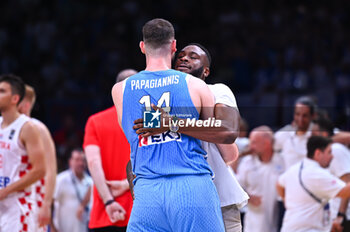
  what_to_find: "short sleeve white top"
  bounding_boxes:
[201,84,249,208]
[279,158,345,232]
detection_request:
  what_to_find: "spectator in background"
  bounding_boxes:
[2,1,350,133]
[53,148,92,232]
[53,114,84,171]
[312,117,350,231]
[277,136,350,232]
[274,96,316,169]
[273,95,317,231]
[83,69,136,232]
[237,126,284,232]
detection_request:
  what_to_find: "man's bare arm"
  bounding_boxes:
[126,160,135,200]
[133,78,236,144]
[338,174,350,215]
[111,82,124,128]
[85,145,126,223]
[217,143,239,165]
[180,77,235,144]
[336,183,350,198]
[85,145,114,203]
[332,132,350,146]
[1,122,45,198]
[214,103,240,141]
[276,182,285,201]
[36,121,57,226]
[77,185,92,220]
[213,103,240,163]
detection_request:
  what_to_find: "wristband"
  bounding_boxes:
[104,199,115,207]
[170,115,179,133]
[337,212,346,220]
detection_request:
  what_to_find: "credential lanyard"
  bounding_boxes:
[298,161,324,204]
[298,161,330,226]
[70,171,88,212]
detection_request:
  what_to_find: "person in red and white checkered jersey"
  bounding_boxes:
[18,84,57,232]
[0,74,46,232]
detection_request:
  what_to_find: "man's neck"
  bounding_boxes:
[23,111,31,117]
[1,108,21,129]
[145,55,172,71]
[296,129,307,136]
[296,123,312,136]
[72,170,84,181]
[259,149,273,163]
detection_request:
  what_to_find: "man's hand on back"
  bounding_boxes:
[133,104,171,137]
[105,201,126,223]
[106,179,129,198]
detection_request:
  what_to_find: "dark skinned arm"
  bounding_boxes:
[126,160,135,200]
[276,182,285,201]
[133,103,239,144]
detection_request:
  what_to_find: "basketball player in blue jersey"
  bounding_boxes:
[112,18,230,231]
[132,44,248,232]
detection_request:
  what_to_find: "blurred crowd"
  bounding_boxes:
[1,0,350,170]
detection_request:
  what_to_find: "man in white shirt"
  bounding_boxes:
[274,96,316,170]
[53,148,92,232]
[312,117,350,231]
[274,96,316,230]
[174,43,249,232]
[277,136,350,232]
[237,126,284,232]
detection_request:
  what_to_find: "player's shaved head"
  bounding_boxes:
[250,126,274,143]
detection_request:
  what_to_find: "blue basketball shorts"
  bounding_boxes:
[127,174,225,232]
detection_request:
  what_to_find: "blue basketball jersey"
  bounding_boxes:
[122,69,212,181]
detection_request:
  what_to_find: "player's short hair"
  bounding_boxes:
[307,136,332,159]
[116,69,137,83]
[23,84,36,105]
[313,117,334,137]
[142,18,175,49]
[0,74,25,104]
[294,96,317,115]
[187,43,212,67]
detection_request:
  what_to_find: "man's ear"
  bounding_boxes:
[203,67,210,79]
[321,131,329,138]
[140,41,145,54]
[314,148,321,161]
[11,94,20,105]
[171,39,177,55]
